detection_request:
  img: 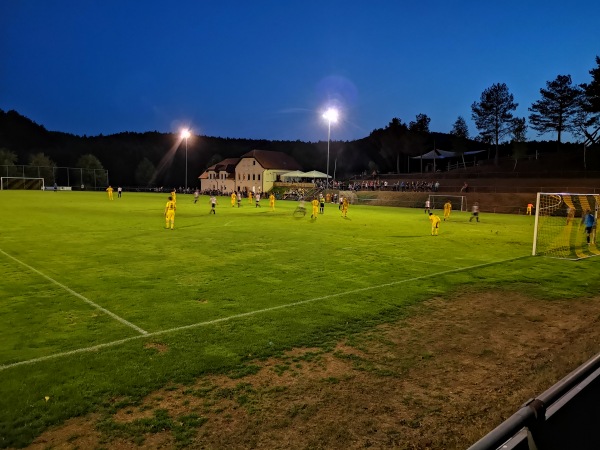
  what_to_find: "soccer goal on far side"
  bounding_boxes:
[0,177,45,191]
[428,194,467,212]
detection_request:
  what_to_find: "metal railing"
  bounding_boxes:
[468,352,600,450]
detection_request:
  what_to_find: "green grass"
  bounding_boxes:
[0,190,599,447]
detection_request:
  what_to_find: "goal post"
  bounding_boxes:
[0,177,45,191]
[532,192,599,259]
[428,194,467,212]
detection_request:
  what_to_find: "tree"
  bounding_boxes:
[0,148,18,177]
[0,148,17,166]
[76,154,105,188]
[408,113,431,133]
[510,117,528,170]
[387,117,408,133]
[383,118,408,173]
[471,83,518,164]
[577,56,600,146]
[528,75,582,151]
[28,152,56,184]
[135,158,156,186]
[511,117,528,143]
[450,116,469,139]
[450,116,470,168]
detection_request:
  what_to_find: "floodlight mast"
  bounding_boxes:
[322,108,338,190]
[181,129,191,190]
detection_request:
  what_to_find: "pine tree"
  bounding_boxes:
[450,116,469,139]
[471,83,518,164]
[578,56,600,145]
[528,74,582,151]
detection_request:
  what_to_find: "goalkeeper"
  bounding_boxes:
[581,210,596,245]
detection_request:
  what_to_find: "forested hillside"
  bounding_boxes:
[0,109,590,188]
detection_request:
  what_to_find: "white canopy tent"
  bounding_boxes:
[280,170,306,180]
[411,149,486,171]
[302,170,331,179]
[412,149,457,159]
[411,149,456,171]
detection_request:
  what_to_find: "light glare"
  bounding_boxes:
[322,108,338,123]
[181,129,191,139]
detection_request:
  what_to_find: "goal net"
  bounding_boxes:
[428,195,467,212]
[532,192,599,259]
[0,177,45,191]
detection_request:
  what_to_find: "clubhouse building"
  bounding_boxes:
[198,150,302,194]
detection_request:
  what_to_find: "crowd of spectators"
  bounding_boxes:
[151,179,443,197]
[282,187,307,200]
[345,180,440,192]
[153,186,197,194]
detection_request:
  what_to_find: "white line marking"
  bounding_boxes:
[398,256,461,269]
[0,248,148,336]
[0,255,527,372]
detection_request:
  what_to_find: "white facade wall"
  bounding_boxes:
[200,171,235,193]
[235,158,265,193]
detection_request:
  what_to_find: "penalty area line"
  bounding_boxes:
[0,255,528,372]
[0,248,148,336]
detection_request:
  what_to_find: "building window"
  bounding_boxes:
[252,174,255,181]
[258,174,261,181]
[253,160,256,165]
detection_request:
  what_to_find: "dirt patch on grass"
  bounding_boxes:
[143,342,169,353]
[21,291,600,450]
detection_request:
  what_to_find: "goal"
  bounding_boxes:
[428,195,467,212]
[532,192,599,259]
[0,177,45,191]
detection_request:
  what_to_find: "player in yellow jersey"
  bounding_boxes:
[106,185,114,200]
[269,193,275,211]
[566,207,575,224]
[164,196,176,229]
[310,198,319,218]
[443,200,452,221]
[429,212,441,235]
[526,202,533,215]
[341,197,349,218]
[171,189,177,206]
[231,192,236,207]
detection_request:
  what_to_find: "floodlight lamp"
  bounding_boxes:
[181,129,191,139]
[322,108,339,124]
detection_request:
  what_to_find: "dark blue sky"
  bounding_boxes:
[1,1,599,142]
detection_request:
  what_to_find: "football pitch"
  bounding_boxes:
[1,190,598,447]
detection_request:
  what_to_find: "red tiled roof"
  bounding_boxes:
[201,158,240,178]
